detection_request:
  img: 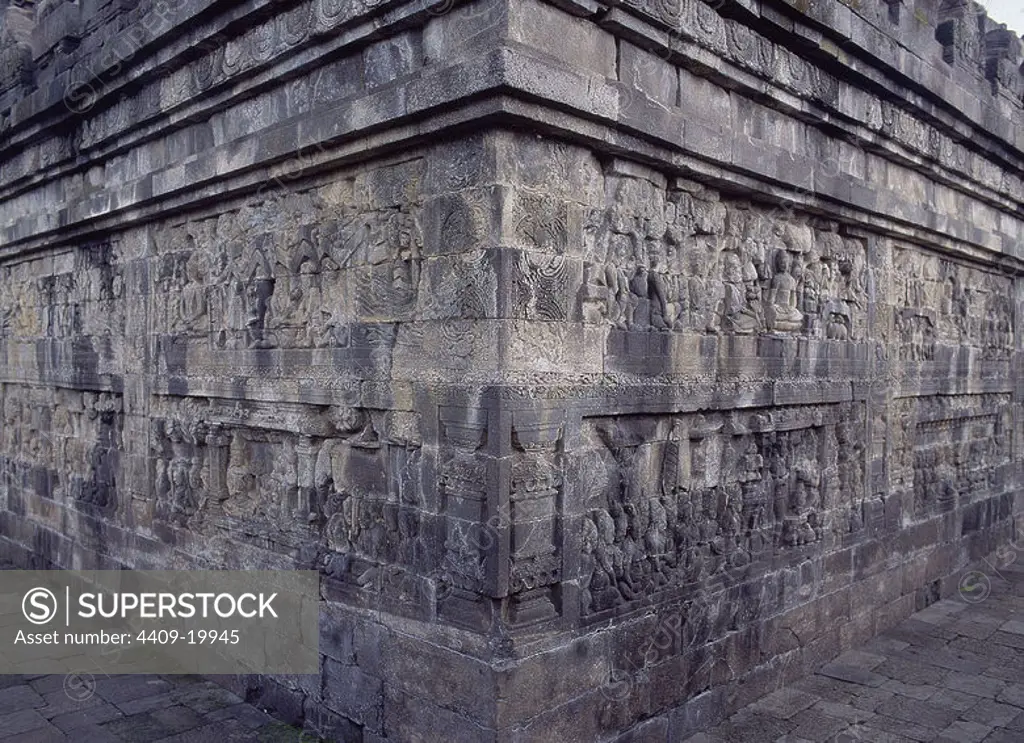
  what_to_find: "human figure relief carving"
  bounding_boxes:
[578,404,863,616]
[313,407,429,590]
[355,208,423,319]
[714,250,760,334]
[765,250,803,332]
[154,414,207,524]
[908,394,1012,519]
[437,409,490,590]
[578,173,869,338]
[892,246,1012,361]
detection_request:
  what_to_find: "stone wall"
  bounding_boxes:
[0,0,1021,740]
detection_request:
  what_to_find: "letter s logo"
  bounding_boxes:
[22,588,58,625]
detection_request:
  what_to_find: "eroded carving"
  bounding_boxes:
[892,246,1013,361]
[578,404,865,615]
[883,394,1014,519]
[579,174,869,338]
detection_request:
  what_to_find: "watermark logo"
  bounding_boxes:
[957,571,991,604]
[63,672,96,702]
[22,587,58,625]
[4,571,319,674]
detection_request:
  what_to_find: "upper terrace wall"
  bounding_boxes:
[0,0,1021,740]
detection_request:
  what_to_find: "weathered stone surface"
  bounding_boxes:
[702,563,1024,743]
[0,0,1021,738]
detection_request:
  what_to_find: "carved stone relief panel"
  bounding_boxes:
[0,243,126,354]
[153,162,424,353]
[438,406,491,594]
[506,411,564,625]
[578,173,869,339]
[151,402,210,525]
[149,398,429,586]
[890,245,1013,361]
[0,384,123,512]
[576,403,865,617]
[42,242,126,344]
[316,407,430,585]
[0,263,43,340]
[0,3,35,97]
[510,251,571,322]
[884,394,1014,520]
[512,191,572,256]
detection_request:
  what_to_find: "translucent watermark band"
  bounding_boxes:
[0,571,319,674]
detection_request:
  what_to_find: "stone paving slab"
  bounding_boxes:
[689,562,1024,743]
[0,558,319,743]
[1,563,1021,741]
[0,673,316,742]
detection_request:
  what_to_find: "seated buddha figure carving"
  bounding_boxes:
[766,249,803,332]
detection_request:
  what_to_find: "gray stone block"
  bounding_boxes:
[0,0,1021,738]
[321,658,383,733]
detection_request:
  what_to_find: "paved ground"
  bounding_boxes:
[688,559,1024,743]
[1,559,1021,742]
[0,673,312,742]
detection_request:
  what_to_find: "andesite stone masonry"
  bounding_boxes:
[0,0,1022,739]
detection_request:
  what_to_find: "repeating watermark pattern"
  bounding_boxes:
[355,493,545,610]
[62,671,96,702]
[957,570,992,604]
[60,618,135,705]
[63,0,179,114]
[957,521,1024,604]
[599,557,818,705]
[600,592,735,703]
[832,730,865,742]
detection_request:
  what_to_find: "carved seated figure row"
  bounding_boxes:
[155,196,423,349]
[580,186,867,337]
